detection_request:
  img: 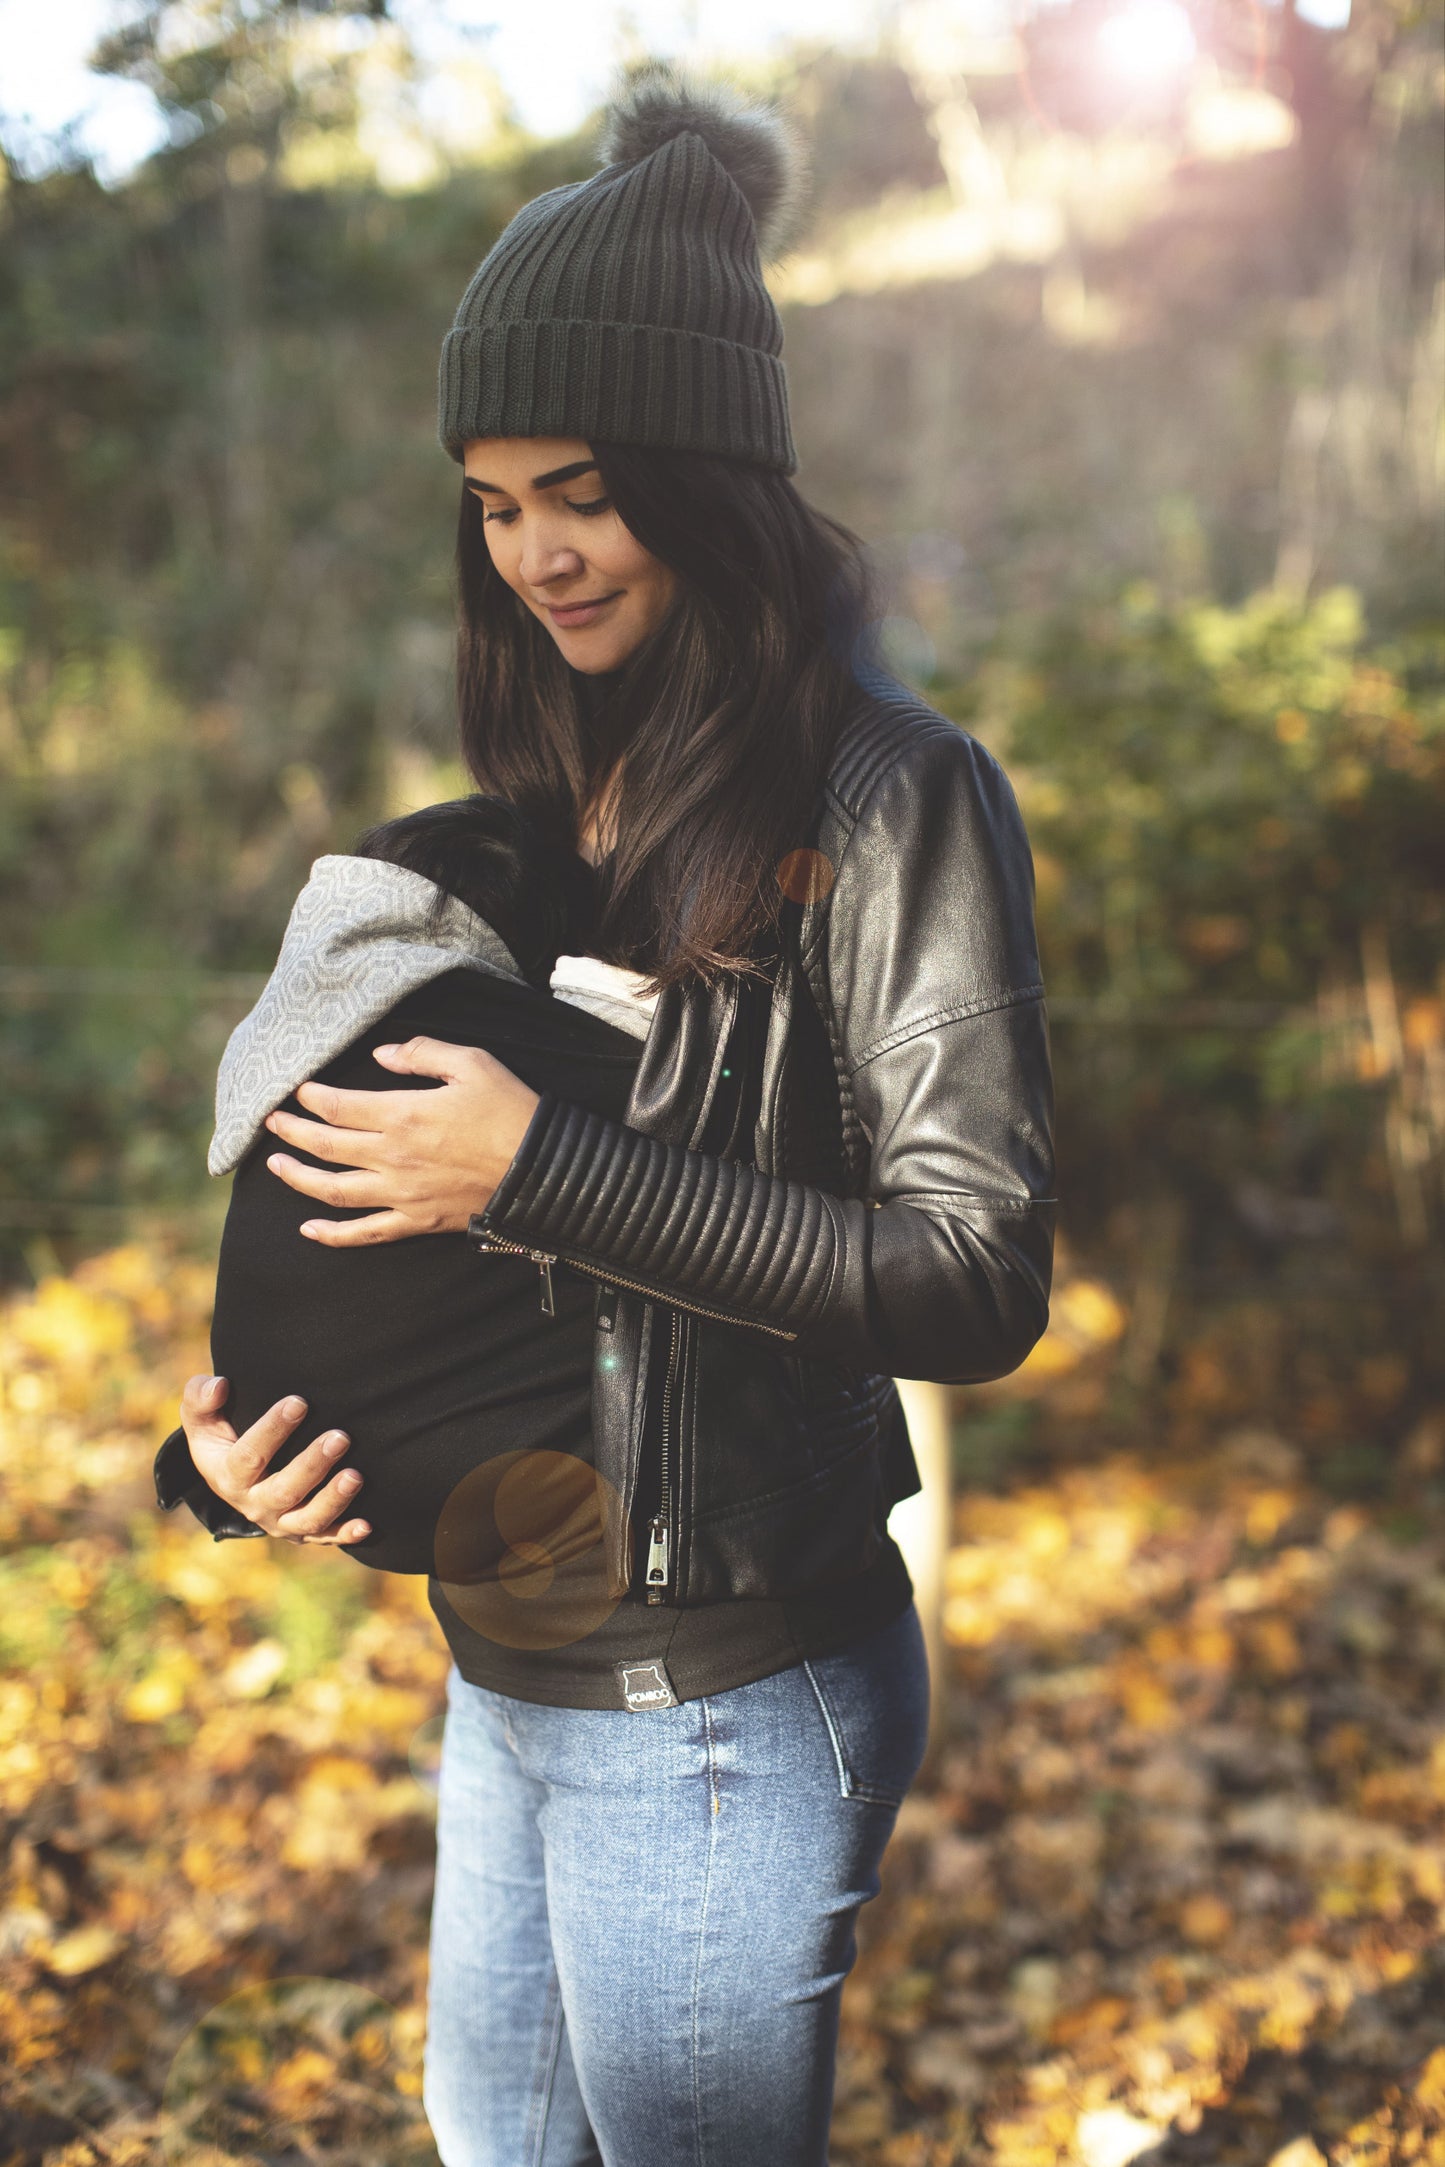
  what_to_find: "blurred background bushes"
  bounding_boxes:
[1,0,1441,1468]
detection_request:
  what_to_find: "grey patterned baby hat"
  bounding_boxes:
[208,854,528,1177]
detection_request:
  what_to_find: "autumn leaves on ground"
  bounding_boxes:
[0,1241,1440,2167]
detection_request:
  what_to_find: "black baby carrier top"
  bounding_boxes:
[203,914,910,1711]
[210,965,641,1580]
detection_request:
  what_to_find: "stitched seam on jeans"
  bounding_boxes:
[691,1700,722,2167]
[527,1971,567,2167]
[802,1659,852,1800]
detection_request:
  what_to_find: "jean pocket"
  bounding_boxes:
[802,1603,931,1809]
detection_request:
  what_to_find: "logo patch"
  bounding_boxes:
[617,1660,679,1712]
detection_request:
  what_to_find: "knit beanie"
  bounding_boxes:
[438,61,807,474]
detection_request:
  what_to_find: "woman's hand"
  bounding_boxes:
[261,1037,541,1249]
[180,1374,372,1545]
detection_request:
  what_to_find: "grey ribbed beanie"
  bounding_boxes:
[438,62,806,474]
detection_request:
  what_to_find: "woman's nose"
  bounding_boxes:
[520,531,586,588]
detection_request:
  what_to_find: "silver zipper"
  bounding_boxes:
[645,1517,670,1597]
[468,1225,799,1341]
[467,1238,557,1314]
[647,1307,681,1604]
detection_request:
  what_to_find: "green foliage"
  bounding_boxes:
[1002,582,1441,1005]
[0,6,597,1255]
[270,1556,371,1684]
[936,586,1445,1402]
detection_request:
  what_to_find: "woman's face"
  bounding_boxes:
[463,435,679,674]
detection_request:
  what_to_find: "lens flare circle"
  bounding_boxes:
[1096,0,1197,83]
[434,1447,626,1650]
[776,848,835,905]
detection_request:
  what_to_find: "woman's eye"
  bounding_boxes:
[566,496,612,517]
[482,507,519,524]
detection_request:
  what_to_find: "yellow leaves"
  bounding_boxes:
[275,1755,432,1875]
[8,1276,132,1379]
[1110,1654,1181,1731]
[1245,1488,1297,1545]
[1268,2141,1328,2167]
[179,1838,253,1897]
[40,1924,124,1978]
[1075,2107,1170,2167]
[155,1912,225,1979]
[1048,1995,1132,2047]
[264,2045,336,2117]
[944,1459,1187,1652]
[1015,1274,1129,1383]
[1183,1620,1236,1671]
[158,1977,432,2160]
[1417,2045,1445,2111]
[1177,1893,1233,1947]
[1055,1280,1128,1347]
[123,1647,199,1724]
[1005,1815,1106,1920]
[1023,1511,1072,1561]
[3,1239,1441,2161]
[1015,1333,1083,1381]
[1246,1613,1303,1677]
[152,1551,234,1611]
[280,1756,378,1873]
[0,1240,214,1541]
[219,1638,287,1700]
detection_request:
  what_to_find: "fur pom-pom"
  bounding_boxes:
[597,59,809,259]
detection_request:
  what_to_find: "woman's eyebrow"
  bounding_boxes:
[464,459,599,495]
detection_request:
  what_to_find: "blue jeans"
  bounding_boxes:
[422,1602,930,2167]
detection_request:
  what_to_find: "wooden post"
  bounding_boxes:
[888,1377,953,1762]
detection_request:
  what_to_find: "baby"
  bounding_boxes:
[158,795,652,1580]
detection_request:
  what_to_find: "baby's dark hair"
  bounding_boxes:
[351,795,596,990]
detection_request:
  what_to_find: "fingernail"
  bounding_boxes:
[283,1396,306,1418]
[339,1470,362,1490]
[299,1223,320,1239]
[322,1432,349,1457]
[349,1524,372,1539]
[374,1044,398,1057]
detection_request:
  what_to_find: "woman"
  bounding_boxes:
[167,61,1055,2167]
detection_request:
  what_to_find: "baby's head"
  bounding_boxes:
[351,795,596,990]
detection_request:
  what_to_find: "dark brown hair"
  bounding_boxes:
[351,794,599,992]
[454,442,883,995]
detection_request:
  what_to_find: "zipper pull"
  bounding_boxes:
[526,1251,556,1316]
[597,1282,618,1333]
[645,1515,670,1603]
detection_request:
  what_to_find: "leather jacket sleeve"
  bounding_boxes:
[474,724,1056,1384]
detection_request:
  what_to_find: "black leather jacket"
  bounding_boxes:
[468,673,1054,1603]
[156,673,1056,1600]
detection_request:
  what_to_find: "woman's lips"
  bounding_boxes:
[546,592,622,627]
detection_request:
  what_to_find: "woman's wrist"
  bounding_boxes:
[477,1087,561,1227]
